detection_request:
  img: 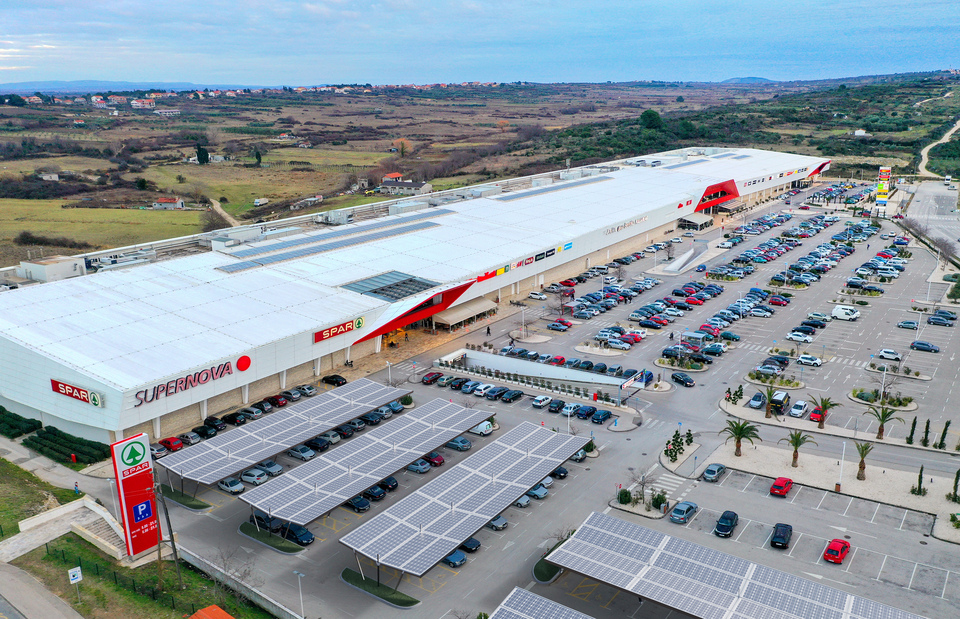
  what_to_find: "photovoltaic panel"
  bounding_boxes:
[229,209,454,258]
[155,378,409,484]
[663,159,707,170]
[216,221,441,273]
[495,176,611,202]
[339,422,589,577]
[238,399,490,524]
[547,512,928,619]
[489,587,594,619]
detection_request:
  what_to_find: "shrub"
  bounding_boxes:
[400,394,413,406]
[618,489,631,504]
[585,440,596,452]
[651,491,668,510]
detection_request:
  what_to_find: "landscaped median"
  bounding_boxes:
[340,568,420,608]
[159,484,211,511]
[238,522,304,554]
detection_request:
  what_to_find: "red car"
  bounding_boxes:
[547,356,565,366]
[661,297,679,305]
[424,451,445,466]
[560,279,577,287]
[267,395,288,407]
[699,325,720,336]
[823,539,851,564]
[770,477,794,496]
[649,315,669,325]
[810,407,824,423]
[685,297,704,306]
[769,297,788,307]
[555,319,573,327]
[158,437,184,452]
[421,372,443,385]
[798,205,810,210]
[620,334,642,344]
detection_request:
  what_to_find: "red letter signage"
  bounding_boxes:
[314,316,365,343]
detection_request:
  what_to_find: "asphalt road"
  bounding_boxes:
[165,186,960,619]
[907,181,960,249]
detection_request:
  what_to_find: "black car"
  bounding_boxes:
[362,485,387,501]
[765,355,791,367]
[506,347,526,357]
[935,309,958,320]
[801,320,826,329]
[577,360,594,371]
[192,425,217,439]
[575,406,598,420]
[378,476,399,492]
[770,523,793,549]
[548,399,566,413]
[862,285,884,294]
[281,523,315,546]
[552,466,568,479]
[911,341,940,352]
[322,374,347,386]
[501,390,524,403]
[672,372,695,387]
[674,302,693,311]
[449,377,469,390]
[460,537,482,552]
[593,363,607,374]
[359,412,384,425]
[792,325,816,335]
[346,496,370,513]
[250,510,284,533]
[662,347,686,360]
[714,510,739,537]
[335,424,355,438]
[638,319,663,329]
[928,315,953,327]
[485,387,509,400]
[688,353,713,365]
[304,437,330,453]
[204,416,227,431]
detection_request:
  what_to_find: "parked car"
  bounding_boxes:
[280,389,302,402]
[713,511,739,537]
[149,443,168,459]
[669,501,698,523]
[176,432,202,446]
[422,371,444,384]
[407,459,431,473]
[266,395,288,408]
[257,459,283,476]
[460,537,481,553]
[532,395,553,409]
[770,523,794,549]
[672,372,695,387]
[526,483,549,499]
[823,539,851,564]
[296,384,317,397]
[424,451,445,467]
[487,515,508,531]
[346,496,370,513]
[362,485,386,501]
[281,523,315,546]
[797,354,822,366]
[702,463,726,482]
[240,468,268,486]
[218,477,244,494]
[222,411,247,426]
[322,374,347,386]
[441,549,468,568]
[286,445,316,461]
[747,392,766,410]
[192,425,217,440]
[592,410,612,424]
[910,341,940,352]
[877,348,902,361]
[158,437,184,452]
[204,416,227,431]
[770,477,794,496]
[378,476,399,492]
[445,437,472,451]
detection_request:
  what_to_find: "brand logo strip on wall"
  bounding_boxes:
[110,433,159,557]
[474,242,575,282]
[314,317,365,344]
[51,379,104,407]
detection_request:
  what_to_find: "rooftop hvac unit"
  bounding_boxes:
[560,170,583,180]
[469,186,503,198]
[319,210,354,225]
[531,178,553,187]
[389,201,428,215]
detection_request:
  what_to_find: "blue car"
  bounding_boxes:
[547,323,569,331]
[696,264,707,272]
[407,459,431,473]
[442,549,468,567]
[460,381,481,394]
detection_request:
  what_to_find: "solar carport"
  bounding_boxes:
[340,422,588,579]
[155,378,409,485]
[490,587,594,619]
[547,512,926,619]
[237,399,490,524]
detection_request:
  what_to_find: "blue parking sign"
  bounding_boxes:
[133,500,153,523]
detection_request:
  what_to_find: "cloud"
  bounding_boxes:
[29,44,57,49]
[0,66,32,71]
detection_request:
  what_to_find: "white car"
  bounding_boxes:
[240,468,269,486]
[807,312,832,322]
[607,339,632,350]
[789,401,809,418]
[532,395,552,409]
[683,231,695,237]
[528,291,547,300]
[286,445,316,461]
[797,354,822,366]
[750,308,772,318]
[877,349,902,361]
[785,332,812,343]
[670,237,682,244]
[664,307,685,317]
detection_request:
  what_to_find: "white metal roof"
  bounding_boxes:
[0,148,826,391]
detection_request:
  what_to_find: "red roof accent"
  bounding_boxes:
[695,179,740,211]
[156,197,180,203]
[384,172,403,179]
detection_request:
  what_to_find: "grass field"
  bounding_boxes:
[0,156,113,176]
[0,457,82,536]
[13,533,275,619]
[341,568,419,607]
[0,199,203,256]
[258,146,390,167]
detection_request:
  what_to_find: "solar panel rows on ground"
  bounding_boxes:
[155,378,409,484]
[238,399,490,524]
[547,512,927,619]
[489,587,594,619]
[339,422,589,577]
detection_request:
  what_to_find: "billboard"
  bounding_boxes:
[877,166,891,206]
[110,434,159,556]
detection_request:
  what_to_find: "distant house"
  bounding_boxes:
[380,180,432,196]
[382,172,403,183]
[107,95,127,104]
[131,99,155,109]
[92,100,109,109]
[152,197,185,210]
[25,96,43,105]
[73,120,85,127]
[39,173,59,181]
[73,97,86,104]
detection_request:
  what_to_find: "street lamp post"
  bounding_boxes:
[293,570,305,619]
[107,478,118,519]
[386,361,392,385]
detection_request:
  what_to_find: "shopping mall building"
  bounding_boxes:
[0,147,829,442]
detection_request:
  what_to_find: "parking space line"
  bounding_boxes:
[843,547,858,573]
[816,491,829,511]
[907,562,919,591]
[841,497,854,517]
[899,509,909,531]
[874,554,888,581]
[733,520,752,542]
[942,571,950,599]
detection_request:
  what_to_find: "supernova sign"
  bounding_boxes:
[314,317,365,343]
[134,355,251,407]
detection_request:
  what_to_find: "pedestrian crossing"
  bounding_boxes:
[650,472,688,499]
[735,342,868,367]
[390,360,419,372]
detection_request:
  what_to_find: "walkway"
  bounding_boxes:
[918,111,960,177]
[0,563,84,619]
[210,198,241,227]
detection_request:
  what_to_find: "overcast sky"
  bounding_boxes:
[2,0,957,85]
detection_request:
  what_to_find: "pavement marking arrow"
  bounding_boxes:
[503,541,515,551]
[240,546,254,554]
[803,571,856,587]
[829,526,877,539]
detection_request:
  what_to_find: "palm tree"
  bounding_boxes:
[808,395,841,430]
[763,385,778,419]
[719,420,761,457]
[778,430,817,467]
[862,406,904,440]
[855,442,874,481]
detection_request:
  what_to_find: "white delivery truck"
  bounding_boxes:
[832,305,860,321]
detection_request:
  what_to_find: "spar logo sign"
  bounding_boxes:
[110,433,159,556]
[51,379,104,407]
[134,355,252,408]
[119,441,149,478]
[314,316,365,343]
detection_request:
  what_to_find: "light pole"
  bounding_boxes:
[293,570,305,619]
[107,478,118,519]
[386,361,392,385]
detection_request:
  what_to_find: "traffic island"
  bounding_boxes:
[743,376,804,390]
[159,485,211,511]
[237,522,305,554]
[533,540,567,583]
[654,359,708,372]
[573,345,621,357]
[845,392,919,411]
[340,568,420,608]
[864,366,930,381]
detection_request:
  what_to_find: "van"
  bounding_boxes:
[770,391,791,414]
[468,420,494,436]
[831,305,860,321]
[603,276,618,284]
[591,265,609,274]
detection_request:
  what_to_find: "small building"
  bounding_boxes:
[107,95,127,104]
[25,96,43,105]
[380,180,432,196]
[131,99,155,109]
[154,109,180,117]
[152,197,185,210]
[73,120,85,127]
[382,172,403,183]
[39,173,59,181]
[16,256,86,283]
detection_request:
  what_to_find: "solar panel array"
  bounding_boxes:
[238,399,490,524]
[711,152,737,159]
[547,512,928,619]
[339,422,589,577]
[216,221,441,273]
[495,176,611,202]
[229,209,454,259]
[155,378,409,484]
[664,159,707,170]
[489,587,594,619]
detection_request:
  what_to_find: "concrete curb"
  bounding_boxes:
[743,376,805,390]
[606,498,666,520]
[236,525,305,556]
[863,366,930,381]
[338,572,421,610]
[844,392,918,411]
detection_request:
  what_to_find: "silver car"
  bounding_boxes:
[286,445,316,461]
[318,430,341,444]
[296,384,317,397]
[177,431,202,446]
